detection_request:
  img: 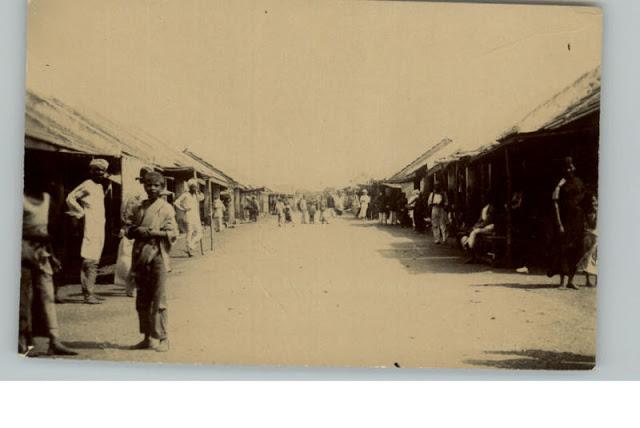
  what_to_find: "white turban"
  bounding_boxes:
[89,158,109,170]
[187,178,198,187]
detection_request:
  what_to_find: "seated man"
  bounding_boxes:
[461,202,495,262]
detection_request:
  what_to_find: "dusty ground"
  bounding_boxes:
[34,214,596,370]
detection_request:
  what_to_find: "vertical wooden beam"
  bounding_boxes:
[505,148,513,267]
[465,165,470,222]
[208,179,214,251]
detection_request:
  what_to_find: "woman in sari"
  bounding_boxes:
[548,157,585,290]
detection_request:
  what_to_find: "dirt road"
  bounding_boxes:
[47,215,596,369]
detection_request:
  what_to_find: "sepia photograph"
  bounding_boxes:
[19,0,602,369]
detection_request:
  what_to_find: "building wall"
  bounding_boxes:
[121,155,148,204]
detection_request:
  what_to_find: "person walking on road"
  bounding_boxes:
[428,183,449,244]
[358,189,370,221]
[212,195,226,232]
[65,158,109,305]
[174,179,204,257]
[326,192,336,219]
[275,197,285,227]
[319,196,330,224]
[335,191,344,216]
[249,196,259,222]
[127,172,178,352]
[284,199,294,226]
[308,199,317,224]
[298,196,308,224]
[351,191,360,217]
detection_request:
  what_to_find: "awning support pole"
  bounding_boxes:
[505,148,513,267]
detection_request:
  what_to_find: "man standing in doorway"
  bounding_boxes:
[66,158,109,305]
[174,178,204,257]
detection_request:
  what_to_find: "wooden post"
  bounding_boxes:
[505,148,513,267]
[196,172,205,256]
[209,180,214,251]
[464,166,470,223]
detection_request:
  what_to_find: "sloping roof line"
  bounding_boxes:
[507,65,601,136]
[24,90,233,182]
[430,65,602,167]
[25,91,123,157]
[387,137,453,182]
[182,149,242,186]
[180,149,236,187]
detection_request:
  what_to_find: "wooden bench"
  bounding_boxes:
[475,234,507,266]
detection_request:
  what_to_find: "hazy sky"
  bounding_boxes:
[26,0,601,190]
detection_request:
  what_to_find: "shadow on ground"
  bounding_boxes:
[472,282,560,290]
[465,349,595,370]
[26,338,131,358]
[350,220,496,275]
[62,341,131,351]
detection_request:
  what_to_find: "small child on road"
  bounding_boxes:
[127,172,178,352]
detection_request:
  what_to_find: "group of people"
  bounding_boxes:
[354,156,598,290]
[274,191,347,226]
[19,159,220,356]
[243,196,260,223]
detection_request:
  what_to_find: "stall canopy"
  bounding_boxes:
[430,65,601,166]
[386,137,453,183]
[181,149,239,187]
[507,66,600,136]
[24,90,244,185]
[25,91,123,157]
[25,90,184,167]
[476,65,601,158]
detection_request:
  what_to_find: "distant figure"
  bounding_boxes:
[578,194,598,287]
[20,174,77,356]
[284,199,294,225]
[249,196,259,222]
[510,190,531,274]
[397,192,411,227]
[378,192,388,225]
[351,192,360,217]
[308,200,317,224]
[428,184,449,244]
[407,189,420,229]
[413,191,428,233]
[326,193,336,218]
[358,190,370,220]
[298,196,308,224]
[387,192,397,225]
[548,157,585,289]
[127,172,178,352]
[65,158,109,305]
[275,198,285,227]
[319,197,330,224]
[334,191,344,216]
[174,179,204,257]
[212,195,226,232]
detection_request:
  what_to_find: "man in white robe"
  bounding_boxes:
[66,158,109,304]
